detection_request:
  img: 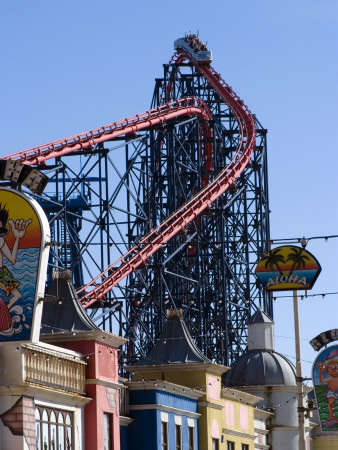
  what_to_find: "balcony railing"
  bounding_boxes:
[24,345,86,395]
[119,384,129,416]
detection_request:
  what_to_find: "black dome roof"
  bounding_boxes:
[224,349,296,388]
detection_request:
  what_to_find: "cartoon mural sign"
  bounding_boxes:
[312,345,338,431]
[0,188,50,343]
[255,245,321,292]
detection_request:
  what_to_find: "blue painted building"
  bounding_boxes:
[121,379,203,450]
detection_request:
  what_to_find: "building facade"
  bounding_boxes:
[0,271,126,450]
[126,309,269,450]
[122,379,202,450]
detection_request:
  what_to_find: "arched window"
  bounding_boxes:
[35,406,74,450]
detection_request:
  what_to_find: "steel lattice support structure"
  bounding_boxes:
[122,62,271,365]
[3,55,271,369]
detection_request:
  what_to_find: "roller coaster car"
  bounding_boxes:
[174,37,212,64]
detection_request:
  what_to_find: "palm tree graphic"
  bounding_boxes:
[285,247,310,275]
[260,248,285,275]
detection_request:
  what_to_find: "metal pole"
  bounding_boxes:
[293,289,306,450]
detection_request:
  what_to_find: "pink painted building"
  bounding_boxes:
[0,271,126,450]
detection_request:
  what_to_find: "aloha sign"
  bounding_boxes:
[255,245,321,292]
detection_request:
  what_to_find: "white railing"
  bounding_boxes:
[24,345,86,394]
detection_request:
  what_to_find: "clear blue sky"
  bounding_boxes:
[1,0,337,378]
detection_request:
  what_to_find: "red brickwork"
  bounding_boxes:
[0,396,36,450]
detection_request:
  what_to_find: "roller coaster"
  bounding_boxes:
[2,35,271,368]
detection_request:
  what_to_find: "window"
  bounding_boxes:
[161,421,168,450]
[35,406,73,450]
[242,445,249,450]
[212,438,219,450]
[104,413,112,450]
[227,441,235,450]
[175,424,182,450]
[188,425,195,450]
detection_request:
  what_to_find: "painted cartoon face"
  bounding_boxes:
[326,362,338,376]
[0,221,8,237]
[0,227,8,238]
[0,221,8,248]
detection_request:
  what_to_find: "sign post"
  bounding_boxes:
[255,245,321,450]
[293,289,306,449]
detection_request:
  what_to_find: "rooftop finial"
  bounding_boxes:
[167,308,183,320]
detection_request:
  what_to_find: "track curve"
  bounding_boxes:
[3,97,212,165]
[3,45,256,309]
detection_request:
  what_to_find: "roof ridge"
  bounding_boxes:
[131,310,211,366]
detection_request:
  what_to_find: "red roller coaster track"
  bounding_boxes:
[3,45,256,309]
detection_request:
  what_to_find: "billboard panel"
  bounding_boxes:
[0,188,49,342]
[313,345,338,431]
[255,245,321,292]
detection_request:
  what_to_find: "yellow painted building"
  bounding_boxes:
[128,310,268,449]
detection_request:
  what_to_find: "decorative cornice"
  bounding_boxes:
[254,427,270,435]
[126,362,228,375]
[128,403,200,418]
[120,416,134,426]
[0,384,91,407]
[239,385,299,394]
[221,427,256,440]
[198,401,224,410]
[240,384,312,395]
[86,379,121,390]
[23,342,83,361]
[254,444,270,450]
[312,434,338,440]
[254,409,274,419]
[41,330,127,348]
[222,388,262,405]
[126,380,203,399]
